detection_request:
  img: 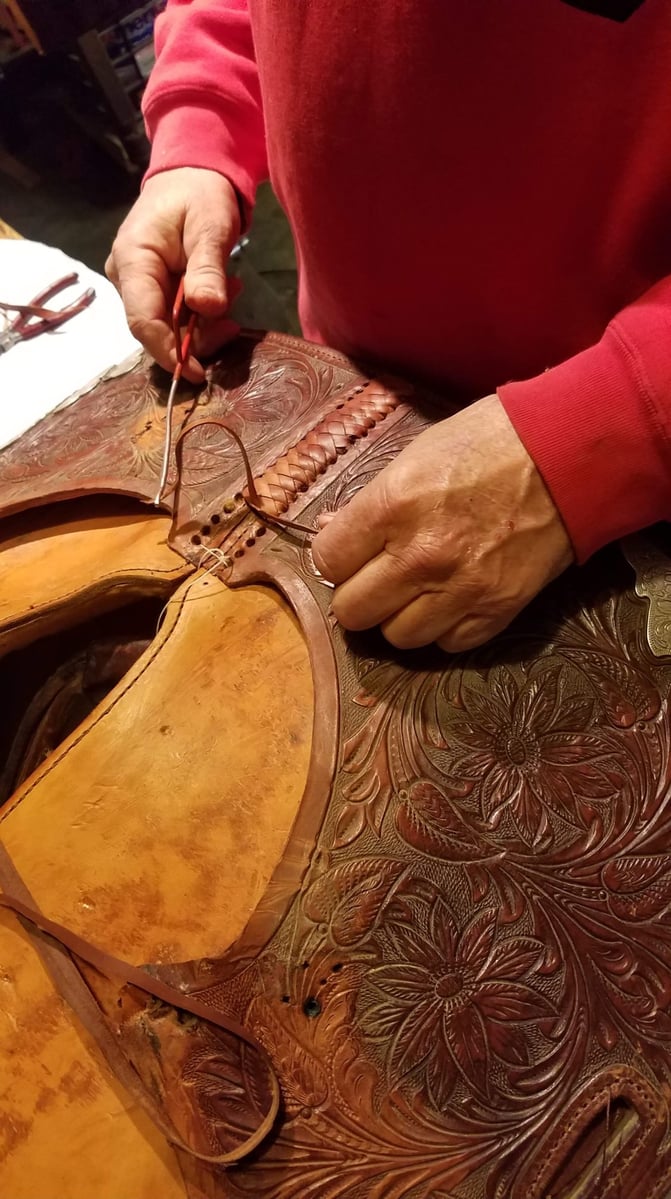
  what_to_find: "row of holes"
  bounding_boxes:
[191,512,267,549]
[189,382,374,553]
[281,962,345,1018]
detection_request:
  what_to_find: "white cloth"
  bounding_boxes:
[0,238,141,450]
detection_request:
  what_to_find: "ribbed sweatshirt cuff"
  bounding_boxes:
[499,323,670,563]
[143,99,261,223]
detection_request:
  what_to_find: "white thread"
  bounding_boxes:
[155,546,232,634]
[198,545,233,571]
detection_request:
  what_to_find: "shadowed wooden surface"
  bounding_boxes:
[0,499,190,654]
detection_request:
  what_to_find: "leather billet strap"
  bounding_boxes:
[0,843,280,1166]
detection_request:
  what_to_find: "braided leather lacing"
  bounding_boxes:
[244,381,399,518]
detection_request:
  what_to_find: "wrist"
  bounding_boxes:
[143,101,260,223]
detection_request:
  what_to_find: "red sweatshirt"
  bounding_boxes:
[143,0,671,561]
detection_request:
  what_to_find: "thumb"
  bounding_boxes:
[182,209,238,316]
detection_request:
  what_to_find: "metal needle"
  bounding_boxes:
[154,370,181,506]
[154,278,197,507]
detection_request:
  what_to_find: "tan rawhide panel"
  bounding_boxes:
[0,912,185,1199]
[1,333,671,1199]
[0,572,313,1195]
[0,498,190,656]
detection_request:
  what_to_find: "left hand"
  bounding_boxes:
[311,394,574,653]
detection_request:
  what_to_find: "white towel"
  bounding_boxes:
[0,238,141,450]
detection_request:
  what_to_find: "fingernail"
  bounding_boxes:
[196,289,226,306]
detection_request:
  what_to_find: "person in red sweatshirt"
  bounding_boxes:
[107,0,671,652]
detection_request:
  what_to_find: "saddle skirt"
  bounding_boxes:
[1,332,671,1199]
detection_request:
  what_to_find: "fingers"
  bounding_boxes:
[352,587,515,653]
[436,609,516,654]
[192,316,240,360]
[323,538,515,651]
[107,168,242,377]
[331,566,510,652]
[380,592,459,649]
[177,281,242,379]
[311,492,386,584]
[317,511,337,528]
[329,549,423,630]
[107,245,177,372]
[190,276,242,357]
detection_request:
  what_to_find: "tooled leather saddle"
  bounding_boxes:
[1,331,671,1199]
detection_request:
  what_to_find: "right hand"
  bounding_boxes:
[106,167,242,382]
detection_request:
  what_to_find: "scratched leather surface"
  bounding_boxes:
[2,332,671,1199]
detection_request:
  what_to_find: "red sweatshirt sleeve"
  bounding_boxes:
[142,0,268,213]
[499,277,671,563]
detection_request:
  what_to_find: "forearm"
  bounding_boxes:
[142,0,268,211]
[499,275,671,560]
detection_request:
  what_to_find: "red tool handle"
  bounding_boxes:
[9,272,80,333]
[1,273,95,339]
[15,289,96,341]
[30,272,80,309]
[172,277,197,374]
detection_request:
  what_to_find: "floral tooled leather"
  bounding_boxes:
[2,336,671,1198]
[152,479,671,1199]
[163,409,671,1198]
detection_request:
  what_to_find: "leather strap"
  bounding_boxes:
[0,842,280,1166]
[174,418,317,535]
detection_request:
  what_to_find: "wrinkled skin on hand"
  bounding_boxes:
[311,394,574,652]
[106,167,241,382]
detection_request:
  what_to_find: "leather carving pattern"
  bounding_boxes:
[186,565,671,1194]
[181,383,419,568]
[166,420,671,1198]
[3,336,671,1197]
[168,336,381,536]
[0,362,162,505]
[12,380,641,1197]
[0,334,404,534]
[106,981,280,1165]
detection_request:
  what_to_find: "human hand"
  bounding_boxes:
[311,394,574,652]
[106,167,242,382]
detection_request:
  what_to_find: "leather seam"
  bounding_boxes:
[604,1100,659,1198]
[0,577,197,821]
[265,331,365,370]
[526,1076,657,1196]
[0,564,188,637]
